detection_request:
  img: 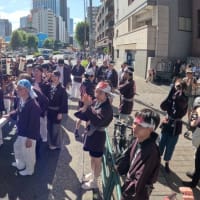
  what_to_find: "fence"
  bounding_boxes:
[0,117,8,146]
[102,131,122,200]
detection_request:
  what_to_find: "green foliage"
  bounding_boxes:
[33,52,42,57]
[75,21,89,50]
[27,34,38,52]
[19,30,27,47]
[43,38,54,49]
[103,47,109,54]
[53,51,60,55]
[10,30,23,50]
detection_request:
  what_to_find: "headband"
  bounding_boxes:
[134,117,155,129]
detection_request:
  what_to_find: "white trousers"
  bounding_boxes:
[14,136,36,174]
[40,116,47,142]
[71,81,81,99]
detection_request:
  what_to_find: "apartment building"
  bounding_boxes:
[0,19,12,38]
[113,0,192,77]
[192,0,200,56]
[32,9,57,40]
[95,0,114,56]
[87,6,99,50]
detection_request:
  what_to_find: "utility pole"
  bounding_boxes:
[89,0,93,56]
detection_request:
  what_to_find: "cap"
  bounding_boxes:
[58,58,64,64]
[186,68,193,73]
[96,81,114,97]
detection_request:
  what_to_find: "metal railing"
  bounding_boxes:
[102,130,122,200]
[0,117,8,146]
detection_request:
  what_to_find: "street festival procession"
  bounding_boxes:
[0,0,200,200]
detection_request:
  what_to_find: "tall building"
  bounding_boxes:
[32,0,68,33]
[20,16,29,28]
[32,9,57,39]
[69,18,74,36]
[87,6,99,50]
[95,0,114,56]
[0,19,12,38]
[113,0,192,77]
[192,0,200,56]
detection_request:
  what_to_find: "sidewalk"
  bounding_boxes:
[130,76,199,200]
[48,74,200,200]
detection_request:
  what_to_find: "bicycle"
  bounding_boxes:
[112,115,134,157]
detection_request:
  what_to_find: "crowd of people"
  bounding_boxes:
[0,54,200,200]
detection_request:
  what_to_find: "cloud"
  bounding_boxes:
[0,10,30,30]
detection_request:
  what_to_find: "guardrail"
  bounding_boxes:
[0,117,8,146]
[102,131,122,200]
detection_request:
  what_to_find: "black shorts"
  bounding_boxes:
[83,147,103,158]
[89,151,103,158]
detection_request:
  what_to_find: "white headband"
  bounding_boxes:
[134,117,155,129]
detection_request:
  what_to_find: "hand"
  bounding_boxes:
[25,138,32,148]
[57,113,62,120]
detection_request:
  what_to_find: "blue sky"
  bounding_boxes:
[0,0,101,30]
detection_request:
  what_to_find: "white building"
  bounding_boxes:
[56,16,66,42]
[32,8,57,40]
[113,0,192,78]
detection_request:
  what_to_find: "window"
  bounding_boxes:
[117,50,119,58]
[198,10,200,38]
[178,17,192,32]
[128,0,134,6]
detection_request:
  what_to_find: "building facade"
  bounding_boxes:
[113,0,192,77]
[69,18,74,36]
[192,0,200,56]
[32,9,57,40]
[95,0,114,56]
[87,6,99,51]
[20,16,29,28]
[0,19,12,38]
[32,0,68,41]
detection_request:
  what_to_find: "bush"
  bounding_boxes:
[33,52,42,57]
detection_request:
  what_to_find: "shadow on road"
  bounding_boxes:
[158,164,200,199]
[0,122,60,200]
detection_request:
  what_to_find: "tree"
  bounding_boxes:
[10,30,23,50]
[43,38,54,49]
[19,30,27,47]
[75,21,89,50]
[27,34,38,52]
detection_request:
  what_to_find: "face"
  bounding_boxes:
[34,69,42,79]
[51,74,59,84]
[95,88,107,102]
[132,119,152,141]
[26,68,32,75]
[16,85,29,98]
[186,72,193,79]
[175,80,182,91]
